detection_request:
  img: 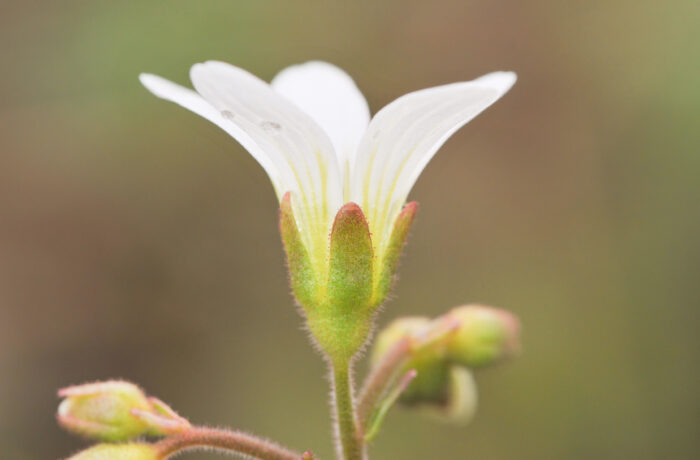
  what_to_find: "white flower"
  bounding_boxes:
[139,61,515,282]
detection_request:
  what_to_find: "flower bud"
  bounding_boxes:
[57,380,189,441]
[67,443,159,460]
[367,306,518,430]
[445,304,520,368]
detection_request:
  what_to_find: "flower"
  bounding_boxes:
[140,62,515,358]
[139,61,515,296]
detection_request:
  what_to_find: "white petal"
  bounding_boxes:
[351,71,516,251]
[271,61,370,199]
[192,61,349,276]
[142,63,346,272]
[139,73,282,191]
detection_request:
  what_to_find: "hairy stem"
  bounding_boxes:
[154,426,302,460]
[331,359,364,460]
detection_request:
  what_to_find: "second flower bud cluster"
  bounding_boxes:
[369,304,520,423]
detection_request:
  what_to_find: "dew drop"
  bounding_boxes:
[260,120,282,133]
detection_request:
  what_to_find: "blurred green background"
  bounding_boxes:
[1,1,698,459]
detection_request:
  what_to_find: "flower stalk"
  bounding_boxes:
[154,426,303,460]
[331,359,364,460]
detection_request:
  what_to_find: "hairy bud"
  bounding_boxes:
[445,305,521,368]
[58,380,189,441]
[369,304,520,426]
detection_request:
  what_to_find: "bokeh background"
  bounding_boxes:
[1,1,698,459]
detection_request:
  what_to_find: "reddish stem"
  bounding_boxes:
[155,426,304,460]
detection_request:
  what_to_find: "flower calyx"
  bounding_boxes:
[280,192,417,361]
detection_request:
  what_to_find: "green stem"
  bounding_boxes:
[331,359,364,460]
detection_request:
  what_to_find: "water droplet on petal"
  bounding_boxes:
[260,121,282,133]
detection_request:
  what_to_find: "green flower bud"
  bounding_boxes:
[67,443,159,460]
[367,306,519,430]
[445,304,521,368]
[57,380,189,442]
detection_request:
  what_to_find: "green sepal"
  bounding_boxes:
[279,192,317,309]
[307,202,374,361]
[328,202,373,311]
[373,202,418,305]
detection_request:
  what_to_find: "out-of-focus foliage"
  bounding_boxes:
[0,1,698,459]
